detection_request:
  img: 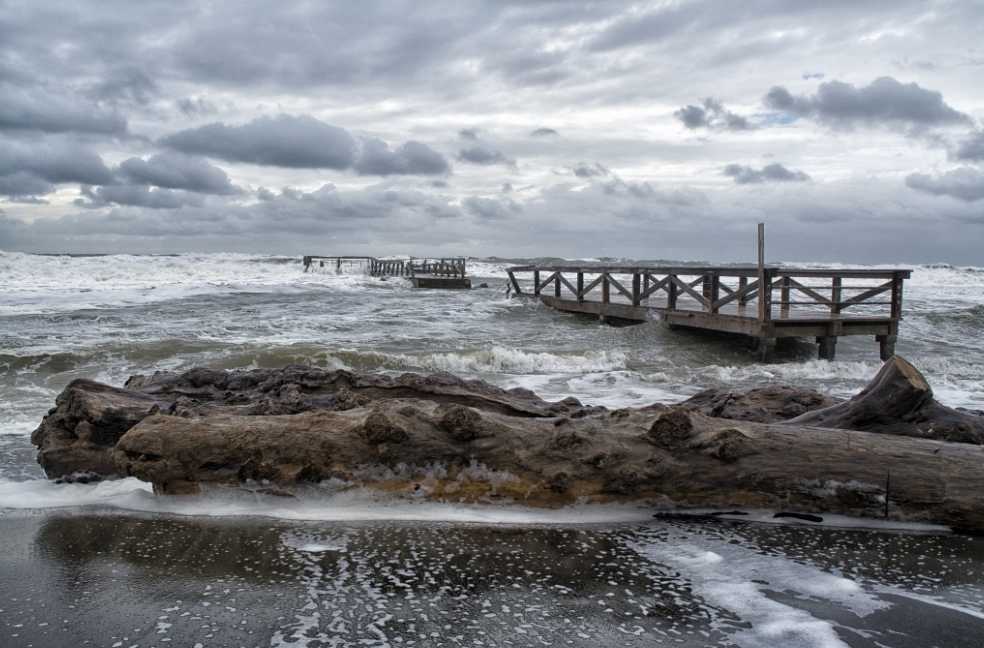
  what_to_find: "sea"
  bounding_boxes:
[2,250,984,647]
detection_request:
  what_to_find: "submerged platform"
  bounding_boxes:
[303,255,471,290]
[507,264,910,361]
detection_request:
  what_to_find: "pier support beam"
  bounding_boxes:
[817,336,837,361]
[878,334,897,361]
[757,337,776,362]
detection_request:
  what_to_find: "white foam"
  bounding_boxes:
[393,345,628,375]
[0,477,654,524]
[631,533,890,648]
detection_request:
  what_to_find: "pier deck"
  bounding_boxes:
[303,255,471,289]
[506,264,910,360]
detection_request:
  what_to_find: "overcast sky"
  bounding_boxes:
[1,0,983,263]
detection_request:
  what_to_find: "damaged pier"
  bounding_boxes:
[303,255,471,289]
[506,226,909,361]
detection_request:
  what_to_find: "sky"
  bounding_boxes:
[1,0,983,263]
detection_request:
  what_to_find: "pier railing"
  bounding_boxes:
[506,265,907,320]
[506,264,910,360]
[303,255,467,278]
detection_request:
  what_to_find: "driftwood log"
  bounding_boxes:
[789,356,984,444]
[30,358,984,532]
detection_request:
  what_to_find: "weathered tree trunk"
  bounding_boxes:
[110,398,984,533]
[789,356,984,444]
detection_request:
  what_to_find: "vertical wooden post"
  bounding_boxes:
[756,223,770,323]
[533,270,541,296]
[577,272,584,303]
[667,276,678,310]
[602,273,610,304]
[632,273,641,306]
[831,277,842,316]
[737,276,748,312]
[702,273,713,312]
[779,275,791,318]
[890,272,903,320]
[709,272,720,313]
[554,272,561,298]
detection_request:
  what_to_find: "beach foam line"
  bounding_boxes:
[0,477,654,524]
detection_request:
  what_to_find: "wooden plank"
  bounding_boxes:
[557,273,578,297]
[787,277,833,306]
[581,274,604,298]
[712,279,759,311]
[839,280,893,309]
[605,273,634,301]
[508,271,522,295]
[641,275,671,300]
[670,275,709,309]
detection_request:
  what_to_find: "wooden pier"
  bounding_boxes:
[303,255,471,289]
[505,262,910,361]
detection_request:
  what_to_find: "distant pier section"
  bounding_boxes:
[506,263,909,361]
[303,255,471,289]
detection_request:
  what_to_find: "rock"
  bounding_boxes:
[681,385,836,423]
[789,356,984,444]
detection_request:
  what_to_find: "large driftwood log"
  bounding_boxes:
[681,385,836,423]
[111,401,984,532]
[32,366,589,479]
[789,356,984,444]
[31,358,984,532]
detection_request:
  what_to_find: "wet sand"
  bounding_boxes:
[2,511,984,647]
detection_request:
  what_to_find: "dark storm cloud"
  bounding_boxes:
[161,115,449,175]
[161,115,358,169]
[458,145,512,166]
[572,163,609,178]
[463,196,522,220]
[724,163,811,184]
[674,98,752,131]
[954,132,984,162]
[763,77,971,130]
[459,129,480,140]
[86,68,158,106]
[0,84,127,135]
[0,138,113,198]
[906,168,984,202]
[354,139,450,176]
[530,128,559,137]
[176,97,217,117]
[77,184,206,210]
[117,153,240,195]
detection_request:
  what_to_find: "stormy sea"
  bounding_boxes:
[3,250,984,647]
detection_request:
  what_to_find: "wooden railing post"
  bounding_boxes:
[602,273,610,304]
[758,269,772,322]
[632,272,641,306]
[577,272,584,303]
[533,270,541,296]
[737,276,748,311]
[709,272,720,313]
[780,275,791,318]
[555,272,562,298]
[667,275,678,310]
[831,276,842,316]
[891,272,903,320]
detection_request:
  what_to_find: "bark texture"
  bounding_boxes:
[789,356,984,444]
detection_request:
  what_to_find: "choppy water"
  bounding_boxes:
[2,251,984,646]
